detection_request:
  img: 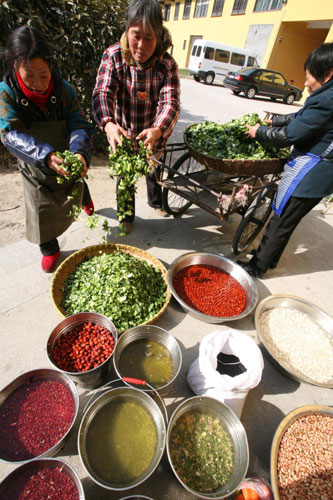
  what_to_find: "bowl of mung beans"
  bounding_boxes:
[166,396,249,499]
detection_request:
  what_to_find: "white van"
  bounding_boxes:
[187,40,259,85]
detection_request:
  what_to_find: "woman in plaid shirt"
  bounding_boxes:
[92,0,180,234]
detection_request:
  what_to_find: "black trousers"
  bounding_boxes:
[116,167,162,223]
[39,180,92,256]
[250,196,322,273]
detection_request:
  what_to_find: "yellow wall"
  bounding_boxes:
[164,0,333,72]
[165,0,285,68]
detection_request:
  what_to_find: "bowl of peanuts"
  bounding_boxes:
[270,404,333,500]
[47,312,118,389]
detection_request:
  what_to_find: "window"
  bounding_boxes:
[274,73,286,85]
[204,46,215,60]
[260,70,275,82]
[191,45,197,56]
[254,0,283,11]
[215,49,230,63]
[212,0,225,16]
[183,40,187,50]
[164,4,171,21]
[174,2,180,20]
[232,0,248,14]
[247,56,258,67]
[183,0,192,19]
[231,52,246,66]
[194,0,209,17]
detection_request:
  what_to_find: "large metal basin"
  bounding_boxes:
[167,252,258,323]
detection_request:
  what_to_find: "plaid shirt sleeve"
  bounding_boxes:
[92,44,120,130]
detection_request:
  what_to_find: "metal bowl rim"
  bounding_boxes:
[166,396,249,499]
[46,312,118,377]
[270,404,333,500]
[0,457,85,499]
[78,386,166,491]
[0,368,79,464]
[167,252,258,322]
[255,293,333,388]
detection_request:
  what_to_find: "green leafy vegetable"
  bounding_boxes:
[60,251,167,331]
[108,138,150,234]
[186,113,289,160]
[55,150,85,184]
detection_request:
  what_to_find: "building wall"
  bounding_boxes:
[164,0,333,85]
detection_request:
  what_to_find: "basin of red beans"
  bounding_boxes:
[0,378,75,461]
[51,321,115,373]
[173,264,246,317]
[0,465,79,500]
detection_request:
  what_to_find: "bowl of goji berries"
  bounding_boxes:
[47,312,118,389]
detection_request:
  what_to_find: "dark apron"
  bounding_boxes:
[18,120,83,244]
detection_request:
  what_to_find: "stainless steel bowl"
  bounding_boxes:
[47,312,118,389]
[113,325,182,396]
[255,294,333,388]
[270,404,333,500]
[167,252,258,323]
[0,457,85,499]
[166,396,249,499]
[0,369,79,464]
[78,386,166,491]
[119,497,155,500]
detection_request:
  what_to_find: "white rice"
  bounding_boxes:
[258,307,333,384]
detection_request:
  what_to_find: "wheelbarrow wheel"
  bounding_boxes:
[232,185,274,255]
[162,152,204,216]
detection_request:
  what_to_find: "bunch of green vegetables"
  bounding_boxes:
[186,113,289,160]
[55,150,85,184]
[60,251,167,331]
[108,138,150,233]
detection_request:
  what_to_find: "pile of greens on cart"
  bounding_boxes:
[185,113,289,160]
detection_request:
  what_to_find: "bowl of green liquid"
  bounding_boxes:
[78,384,166,491]
[113,325,182,396]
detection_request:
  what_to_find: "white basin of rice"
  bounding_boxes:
[258,307,333,384]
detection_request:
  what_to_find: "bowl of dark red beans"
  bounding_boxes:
[0,457,85,499]
[168,252,258,323]
[0,369,79,464]
[47,312,118,389]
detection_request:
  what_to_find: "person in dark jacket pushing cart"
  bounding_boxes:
[0,25,94,272]
[237,42,333,278]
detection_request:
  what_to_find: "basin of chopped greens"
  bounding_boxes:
[60,251,168,332]
[185,113,289,160]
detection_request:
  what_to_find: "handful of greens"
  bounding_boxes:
[108,138,150,230]
[55,150,85,184]
[185,113,289,160]
[60,251,167,331]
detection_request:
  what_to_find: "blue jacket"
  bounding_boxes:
[256,79,333,198]
[0,71,93,168]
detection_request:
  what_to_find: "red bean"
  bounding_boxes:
[0,465,79,500]
[52,322,115,373]
[173,264,246,317]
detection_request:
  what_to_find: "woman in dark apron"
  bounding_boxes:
[0,25,94,272]
[237,42,333,279]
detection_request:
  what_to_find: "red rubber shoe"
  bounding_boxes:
[83,200,94,216]
[41,251,60,273]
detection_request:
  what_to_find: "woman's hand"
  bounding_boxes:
[105,121,129,154]
[245,123,261,139]
[75,153,88,177]
[46,152,68,176]
[136,127,161,151]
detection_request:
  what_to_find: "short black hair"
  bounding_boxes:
[304,42,333,84]
[125,0,163,39]
[4,25,54,77]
